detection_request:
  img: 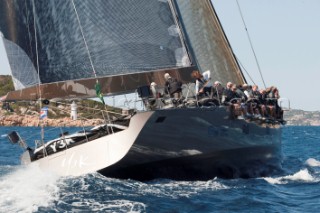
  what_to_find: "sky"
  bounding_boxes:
[212,0,320,111]
[0,0,319,111]
[0,33,11,76]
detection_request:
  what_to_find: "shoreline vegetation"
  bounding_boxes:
[0,101,119,127]
[0,76,121,127]
[1,75,320,126]
[0,114,104,127]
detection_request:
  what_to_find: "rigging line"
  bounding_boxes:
[234,55,256,85]
[71,0,97,79]
[31,0,41,105]
[71,0,113,132]
[32,0,46,149]
[235,0,267,89]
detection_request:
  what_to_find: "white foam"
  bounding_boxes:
[102,200,146,213]
[49,174,147,212]
[305,158,320,167]
[69,199,146,213]
[0,164,60,212]
[263,177,283,185]
[263,169,315,185]
[101,176,228,199]
[140,178,229,198]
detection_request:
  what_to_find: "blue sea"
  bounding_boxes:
[0,126,319,213]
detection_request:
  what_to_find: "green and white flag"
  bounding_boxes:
[95,81,105,105]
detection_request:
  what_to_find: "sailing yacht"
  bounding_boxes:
[1,0,284,180]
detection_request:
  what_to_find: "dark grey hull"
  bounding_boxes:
[99,107,282,181]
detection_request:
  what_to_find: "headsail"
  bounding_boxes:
[1,37,38,90]
[173,0,246,85]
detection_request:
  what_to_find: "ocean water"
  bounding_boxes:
[0,126,319,213]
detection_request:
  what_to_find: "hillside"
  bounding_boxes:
[0,75,14,96]
[284,109,320,126]
[0,99,122,126]
[0,75,122,126]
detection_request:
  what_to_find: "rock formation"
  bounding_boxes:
[0,114,104,127]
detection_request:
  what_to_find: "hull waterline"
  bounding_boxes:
[98,107,283,181]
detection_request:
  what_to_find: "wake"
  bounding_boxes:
[0,164,60,212]
[263,158,320,185]
[305,158,320,167]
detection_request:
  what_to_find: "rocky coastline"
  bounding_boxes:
[283,110,320,126]
[1,108,320,127]
[0,114,104,127]
[0,99,114,127]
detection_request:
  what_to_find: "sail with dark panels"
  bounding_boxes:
[0,0,245,100]
[0,0,192,100]
[173,0,246,86]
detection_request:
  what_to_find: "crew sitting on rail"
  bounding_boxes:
[157,75,283,121]
[212,81,225,104]
[223,84,247,118]
[265,86,282,119]
[241,84,255,116]
[249,85,264,118]
[257,89,268,117]
[217,81,283,120]
[221,81,232,104]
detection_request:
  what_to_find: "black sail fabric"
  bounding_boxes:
[174,0,246,86]
[0,0,247,101]
[0,0,190,88]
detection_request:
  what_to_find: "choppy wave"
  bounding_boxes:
[144,178,229,198]
[1,126,320,212]
[305,158,320,167]
[263,169,317,185]
[0,164,60,213]
[46,174,228,212]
